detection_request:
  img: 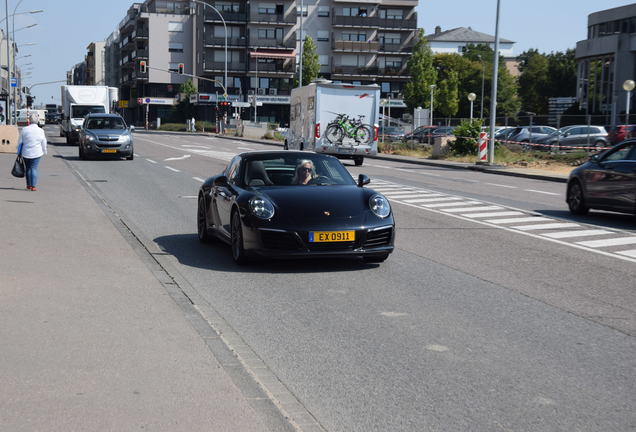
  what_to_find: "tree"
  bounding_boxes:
[179,79,197,98]
[300,36,320,86]
[434,53,482,118]
[436,69,459,118]
[518,49,550,114]
[404,29,437,111]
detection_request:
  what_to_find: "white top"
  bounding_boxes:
[18,124,47,159]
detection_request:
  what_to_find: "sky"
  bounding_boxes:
[10,0,634,105]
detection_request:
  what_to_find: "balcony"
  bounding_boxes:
[332,15,380,28]
[331,65,379,76]
[135,28,149,38]
[377,65,409,76]
[205,36,248,47]
[378,17,417,30]
[332,40,380,52]
[133,49,149,59]
[205,11,248,23]
[249,61,295,73]
[379,42,414,53]
[250,38,295,49]
[250,13,296,25]
[203,62,247,72]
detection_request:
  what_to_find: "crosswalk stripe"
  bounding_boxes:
[576,237,636,248]
[484,216,553,224]
[617,249,636,258]
[403,195,452,203]
[511,223,581,231]
[424,201,480,208]
[542,230,613,239]
[388,193,435,199]
[381,189,419,195]
[444,205,503,213]
[462,211,524,218]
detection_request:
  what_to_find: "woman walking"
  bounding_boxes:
[17,111,47,191]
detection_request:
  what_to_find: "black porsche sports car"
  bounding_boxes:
[197,151,395,264]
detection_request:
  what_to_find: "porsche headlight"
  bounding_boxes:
[369,194,391,218]
[249,197,275,219]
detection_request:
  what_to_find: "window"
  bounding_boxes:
[217,2,239,12]
[604,144,635,161]
[342,7,358,16]
[169,42,184,52]
[258,3,275,14]
[258,28,278,39]
[385,9,403,19]
[318,55,329,65]
[296,29,307,41]
[168,62,181,72]
[318,6,329,17]
[381,82,390,92]
[168,21,184,32]
[341,55,368,66]
[296,5,308,16]
[342,32,366,42]
[317,31,329,42]
[379,33,400,44]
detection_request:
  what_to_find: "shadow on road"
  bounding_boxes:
[153,233,378,274]
[537,209,636,232]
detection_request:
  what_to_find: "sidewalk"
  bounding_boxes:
[0,151,282,431]
[137,130,569,183]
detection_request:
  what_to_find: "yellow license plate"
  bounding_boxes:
[309,230,355,242]
[101,149,117,153]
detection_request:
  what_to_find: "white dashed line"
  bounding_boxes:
[486,183,518,189]
[165,166,181,172]
[146,158,157,164]
[617,249,636,258]
[542,230,613,239]
[576,237,636,248]
[237,146,254,151]
[164,155,191,161]
[192,177,205,183]
[525,189,560,196]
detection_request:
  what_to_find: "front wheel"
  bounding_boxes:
[594,141,606,152]
[231,211,248,265]
[79,146,86,160]
[283,140,288,150]
[353,156,364,166]
[325,124,343,144]
[567,180,589,215]
[197,194,213,243]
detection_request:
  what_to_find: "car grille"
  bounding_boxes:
[98,135,120,141]
[363,227,393,248]
[260,230,301,250]
[307,241,356,252]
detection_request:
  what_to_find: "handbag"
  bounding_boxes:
[11,151,25,178]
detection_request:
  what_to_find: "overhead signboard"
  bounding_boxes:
[141,97,176,105]
[232,102,252,108]
[118,100,129,108]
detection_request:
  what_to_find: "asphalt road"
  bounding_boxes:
[47,126,636,432]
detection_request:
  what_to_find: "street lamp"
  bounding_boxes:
[487,0,502,165]
[623,79,635,124]
[189,0,227,98]
[429,84,436,126]
[14,22,37,32]
[467,92,476,122]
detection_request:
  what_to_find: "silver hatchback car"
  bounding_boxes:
[79,113,134,160]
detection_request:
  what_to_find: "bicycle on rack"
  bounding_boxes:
[324,114,373,145]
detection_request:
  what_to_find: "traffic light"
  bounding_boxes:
[218,101,230,108]
[26,95,34,108]
[139,60,147,74]
[178,63,185,74]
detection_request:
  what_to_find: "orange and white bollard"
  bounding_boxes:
[478,132,488,162]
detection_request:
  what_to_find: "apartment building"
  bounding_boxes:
[85,42,106,85]
[96,0,417,125]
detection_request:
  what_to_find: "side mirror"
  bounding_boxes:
[590,154,600,162]
[214,175,228,187]
[357,174,370,187]
[129,125,135,132]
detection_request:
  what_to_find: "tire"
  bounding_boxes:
[231,210,248,265]
[126,153,134,160]
[197,194,212,243]
[354,125,373,144]
[66,135,72,145]
[283,140,288,150]
[567,180,589,215]
[363,253,389,263]
[300,142,304,151]
[325,124,343,144]
[594,141,605,152]
[353,156,364,166]
[79,146,86,160]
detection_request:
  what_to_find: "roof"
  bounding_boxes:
[425,27,514,44]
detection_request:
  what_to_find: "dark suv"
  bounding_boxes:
[79,113,134,160]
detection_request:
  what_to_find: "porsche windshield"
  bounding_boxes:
[242,154,356,187]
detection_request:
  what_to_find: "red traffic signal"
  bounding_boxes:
[178,63,185,74]
[139,60,147,74]
[218,101,230,107]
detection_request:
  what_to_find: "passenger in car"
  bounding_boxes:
[292,160,316,185]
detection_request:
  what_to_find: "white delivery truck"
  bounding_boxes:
[286,81,380,166]
[60,85,117,144]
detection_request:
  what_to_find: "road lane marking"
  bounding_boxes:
[542,230,614,239]
[424,201,481,208]
[164,154,191,161]
[484,216,553,224]
[193,177,205,183]
[486,183,518,189]
[525,189,560,196]
[237,146,254,151]
[385,193,434,199]
[617,249,636,258]
[165,166,181,172]
[444,205,503,213]
[576,237,636,248]
[404,196,456,203]
[134,153,139,157]
[181,144,210,149]
[463,211,524,218]
[511,223,581,231]
[146,158,157,164]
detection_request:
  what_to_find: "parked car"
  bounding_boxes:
[566,139,636,215]
[197,151,395,264]
[379,126,405,142]
[508,125,556,143]
[494,127,517,141]
[535,125,608,151]
[403,126,454,143]
[607,124,636,145]
[78,113,134,160]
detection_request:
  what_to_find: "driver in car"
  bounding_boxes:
[292,160,317,185]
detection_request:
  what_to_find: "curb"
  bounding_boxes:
[140,130,569,183]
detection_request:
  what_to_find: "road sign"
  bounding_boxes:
[232,102,251,108]
[10,78,17,88]
[137,98,143,104]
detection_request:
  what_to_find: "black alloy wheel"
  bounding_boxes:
[79,145,86,160]
[567,180,589,215]
[231,211,248,265]
[353,156,364,166]
[197,194,211,243]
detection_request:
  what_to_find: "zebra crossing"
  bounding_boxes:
[371,180,636,263]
